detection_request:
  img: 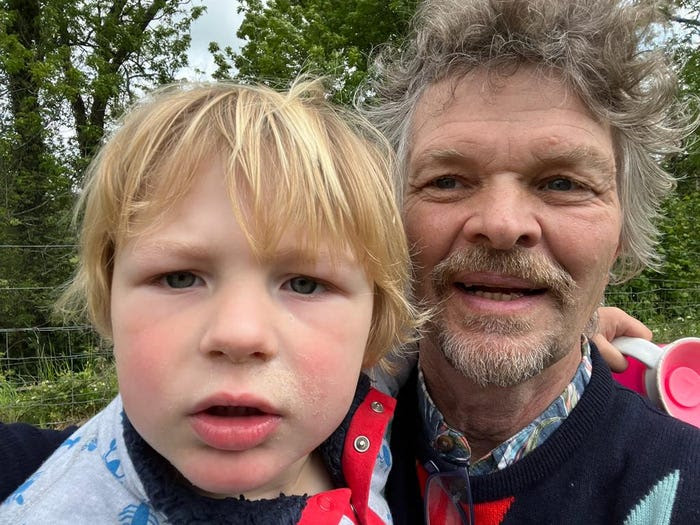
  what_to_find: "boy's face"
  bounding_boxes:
[110,159,373,499]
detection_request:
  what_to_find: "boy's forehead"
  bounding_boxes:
[122,205,361,265]
[120,154,367,264]
[266,234,360,264]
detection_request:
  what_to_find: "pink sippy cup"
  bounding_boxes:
[612,337,700,428]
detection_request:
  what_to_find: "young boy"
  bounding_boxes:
[0,80,421,524]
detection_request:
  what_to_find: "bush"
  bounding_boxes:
[0,356,117,429]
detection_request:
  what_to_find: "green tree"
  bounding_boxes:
[0,0,203,375]
[605,1,700,339]
[670,0,700,194]
[214,0,417,103]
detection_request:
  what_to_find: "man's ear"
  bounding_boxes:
[614,241,622,258]
[614,227,623,258]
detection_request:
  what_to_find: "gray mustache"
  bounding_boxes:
[429,246,577,308]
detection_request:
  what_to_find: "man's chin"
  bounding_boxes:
[437,329,562,387]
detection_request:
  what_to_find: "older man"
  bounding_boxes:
[364,0,700,523]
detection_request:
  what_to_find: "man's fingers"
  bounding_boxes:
[592,334,630,372]
[597,306,653,341]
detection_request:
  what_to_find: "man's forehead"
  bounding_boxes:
[409,68,615,169]
[415,67,579,118]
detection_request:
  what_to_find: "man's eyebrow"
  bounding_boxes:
[410,148,473,174]
[533,145,615,174]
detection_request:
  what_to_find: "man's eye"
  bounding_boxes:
[431,177,459,189]
[288,276,320,295]
[163,272,198,289]
[545,178,576,191]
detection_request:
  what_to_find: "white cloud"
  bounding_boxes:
[181,0,246,79]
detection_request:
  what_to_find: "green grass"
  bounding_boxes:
[0,316,694,429]
[0,354,117,429]
[644,315,700,343]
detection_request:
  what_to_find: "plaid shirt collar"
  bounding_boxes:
[417,339,593,475]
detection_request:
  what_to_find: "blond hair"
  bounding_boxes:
[58,79,420,368]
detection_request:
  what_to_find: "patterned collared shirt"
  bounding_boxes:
[417,339,593,475]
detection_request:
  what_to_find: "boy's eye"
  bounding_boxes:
[288,276,320,295]
[163,272,198,289]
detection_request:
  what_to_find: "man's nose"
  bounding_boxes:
[461,178,542,250]
[199,283,277,363]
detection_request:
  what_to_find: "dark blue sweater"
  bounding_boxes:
[387,345,700,524]
[4,347,699,523]
[0,422,77,501]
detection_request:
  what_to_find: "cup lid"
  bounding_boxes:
[658,338,700,428]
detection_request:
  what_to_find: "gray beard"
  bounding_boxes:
[436,314,569,387]
[425,245,581,387]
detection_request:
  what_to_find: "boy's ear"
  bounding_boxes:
[361,347,386,371]
[361,354,377,370]
[364,354,397,376]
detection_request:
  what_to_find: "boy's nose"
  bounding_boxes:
[198,284,277,363]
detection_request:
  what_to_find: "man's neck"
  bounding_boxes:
[419,339,583,460]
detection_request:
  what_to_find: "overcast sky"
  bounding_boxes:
[182,0,245,79]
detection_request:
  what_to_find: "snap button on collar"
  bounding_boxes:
[370,400,384,413]
[353,435,370,452]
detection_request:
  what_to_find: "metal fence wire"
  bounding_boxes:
[1,246,698,428]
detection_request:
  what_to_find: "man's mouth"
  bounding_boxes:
[429,246,577,308]
[455,283,546,301]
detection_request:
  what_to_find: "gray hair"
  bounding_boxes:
[360,0,696,281]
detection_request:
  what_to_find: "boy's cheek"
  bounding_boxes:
[112,324,181,398]
[288,341,366,401]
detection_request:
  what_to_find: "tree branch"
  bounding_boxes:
[670,15,700,28]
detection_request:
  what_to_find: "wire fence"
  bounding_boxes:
[1,245,699,428]
[0,326,115,428]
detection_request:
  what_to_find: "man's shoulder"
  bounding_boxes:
[608,382,700,443]
[589,343,700,445]
[0,421,77,449]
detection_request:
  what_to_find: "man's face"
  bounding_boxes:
[405,67,622,386]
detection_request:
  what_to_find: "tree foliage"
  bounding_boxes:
[606,1,700,339]
[214,0,417,103]
[0,0,202,373]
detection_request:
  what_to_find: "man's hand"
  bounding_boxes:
[593,306,653,372]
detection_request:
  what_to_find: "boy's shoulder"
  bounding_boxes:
[0,396,157,523]
[0,420,78,501]
[368,347,418,396]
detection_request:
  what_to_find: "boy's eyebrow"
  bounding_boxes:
[267,246,337,264]
[268,244,359,268]
[132,238,358,269]
[133,239,210,260]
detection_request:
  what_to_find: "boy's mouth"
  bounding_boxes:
[203,405,267,417]
[192,394,278,417]
[190,398,282,450]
